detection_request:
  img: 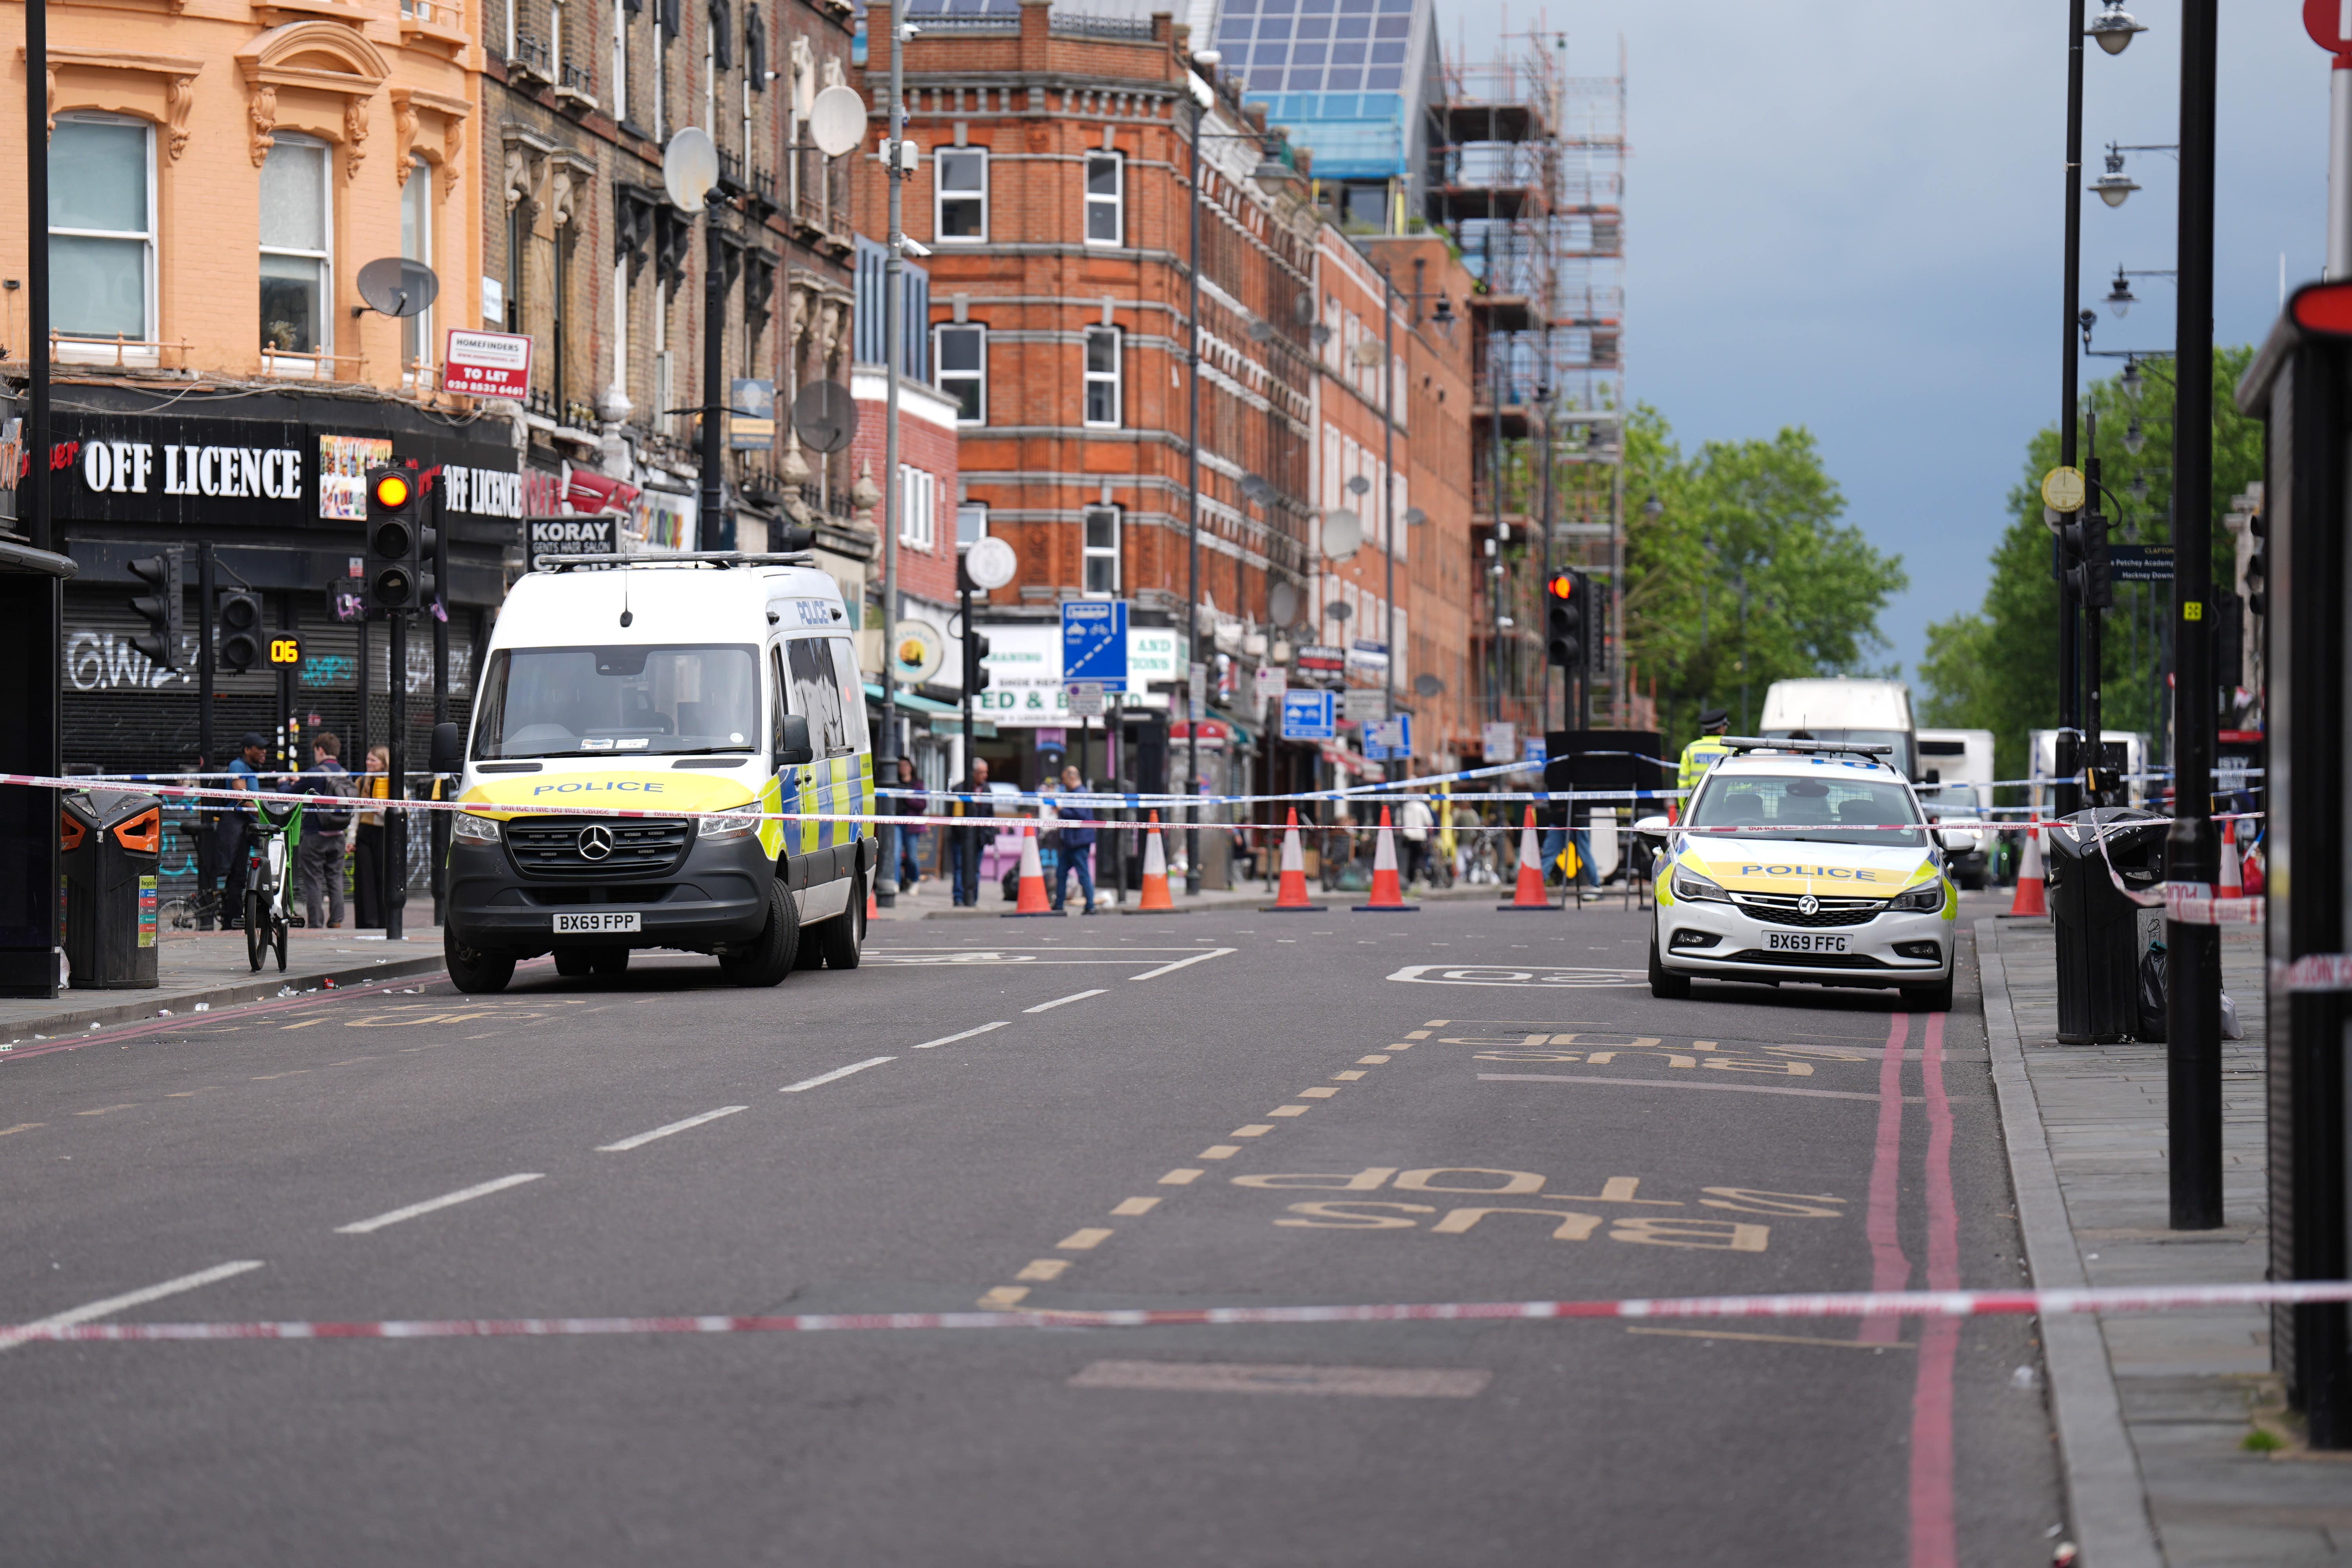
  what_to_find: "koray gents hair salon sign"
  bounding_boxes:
[43,412,522,529]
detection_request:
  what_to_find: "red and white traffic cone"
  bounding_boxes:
[1264,807,1324,911]
[2007,816,2048,918]
[1137,811,1175,911]
[1500,805,1553,910]
[1351,805,1418,912]
[2217,815,2244,899]
[1005,823,1057,916]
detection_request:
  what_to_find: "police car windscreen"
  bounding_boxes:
[472,644,760,758]
[1685,775,1924,849]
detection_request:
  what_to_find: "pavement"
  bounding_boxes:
[1977,913,2350,1567]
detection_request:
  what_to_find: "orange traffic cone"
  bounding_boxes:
[1264,807,1325,911]
[1137,811,1176,911]
[2217,815,2244,899]
[1351,805,1418,911]
[1004,822,1058,916]
[1499,805,1554,910]
[2007,816,2047,918]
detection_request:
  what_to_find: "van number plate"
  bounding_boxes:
[555,912,640,934]
[1767,931,1846,953]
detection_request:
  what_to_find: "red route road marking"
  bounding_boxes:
[1860,1012,1911,1345]
[1910,1010,1959,1568]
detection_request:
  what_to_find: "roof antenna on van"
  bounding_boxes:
[619,555,634,628]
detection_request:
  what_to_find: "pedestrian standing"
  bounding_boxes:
[947,757,995,907]
[354,744,390,930]
[220,731,268,927]
[1051,764,1097,913]
[295,732,354,929]
[1399,786,1434,887]
[892,755,927,891]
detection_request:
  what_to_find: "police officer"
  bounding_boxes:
[1678,708,1735,797]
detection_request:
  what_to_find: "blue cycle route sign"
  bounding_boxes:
[1281,688,1336,741]
[1062,600,1129,689]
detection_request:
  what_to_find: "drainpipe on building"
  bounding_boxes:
[875,0,904,907]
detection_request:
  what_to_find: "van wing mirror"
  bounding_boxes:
[429,721,464,775]
[776,713,814,766]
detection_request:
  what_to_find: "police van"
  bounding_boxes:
[432,552,877,993]
[1642,739,1971,1012]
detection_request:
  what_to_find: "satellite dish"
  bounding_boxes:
[964,535,1018,590]
[808,84,867,158]
[1327,599,1352,623]
[663,127,719,214]
[891,618,947,685]
[1293,290,1317,326]
[1267,580,1300,629]
[1239,474,1275,508]
[791,379,858,454]
[356,257,439,319]
[1309,323,1332,346]
[1321,508,1362,558]
[1414,672,1444,698]
[1404,506,1428,527]
[1247,318,1274,342]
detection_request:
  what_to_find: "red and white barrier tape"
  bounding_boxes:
[7,1279,2347,1346]
[2274,954,2352,993]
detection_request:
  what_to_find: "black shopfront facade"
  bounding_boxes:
[49,385,522,888]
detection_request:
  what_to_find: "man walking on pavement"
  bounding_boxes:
[1050,764,1098,913]
[1678,708,1735,804]
[947,757,995,907]
[220,732,269,928]
[1398,775,1434,887]
[295,731,354,929]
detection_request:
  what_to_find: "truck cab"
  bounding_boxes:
[437,553,876,993]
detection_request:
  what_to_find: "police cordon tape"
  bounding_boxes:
[2076,815,2267,928]
[5,1278,2349,1348]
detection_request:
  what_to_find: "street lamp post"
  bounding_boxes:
[875,0,906,909]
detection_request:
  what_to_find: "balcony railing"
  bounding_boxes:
[557,57,596,101]
[510,30,552,79]
[1051,12,1154,38]
[911,12,1016,31]
[50,331,192,370]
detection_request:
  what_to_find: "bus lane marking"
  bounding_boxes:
[1479,1074,1901,1103]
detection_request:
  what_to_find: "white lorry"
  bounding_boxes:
[1758,679,1920,784]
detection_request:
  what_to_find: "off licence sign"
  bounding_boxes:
[443,329,532,397]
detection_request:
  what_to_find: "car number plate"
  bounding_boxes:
[1767,931,1846,953]
[554,911,641,934]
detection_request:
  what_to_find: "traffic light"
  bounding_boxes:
[2066,512,2113,610]
[126,549,183,670]
[216,589,262,673]
[964,627,993,695]
[363,465,435,612]
[1544,570,1584,667]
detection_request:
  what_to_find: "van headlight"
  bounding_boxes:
[452,812,502,846]
[1890,882,1946,913]
[699,811,762,843]
[1670,864,1731,903]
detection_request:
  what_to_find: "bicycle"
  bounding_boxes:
[243,800,301,973]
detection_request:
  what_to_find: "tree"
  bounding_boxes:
[1914,346,2261,796]
[1619,408,1908,747]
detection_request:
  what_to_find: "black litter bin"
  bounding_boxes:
[60,789,163,989]
[2044,807,2167,1042]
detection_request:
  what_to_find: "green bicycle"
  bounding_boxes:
[244,799,301,974]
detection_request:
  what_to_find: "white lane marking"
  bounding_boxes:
[334,1173,546,1234]
[1024,989,1107,1014]
[1478,1073,1904,1103]
[1127,947,1236,981]
[0,1259,264,1352]
[597,1105,749,1152]
[780,1056,896,1093]
[915,1021,1011,1050]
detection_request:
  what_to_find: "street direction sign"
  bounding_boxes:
[1343,687,1389,722]
[2110,543,2175,583]
[1365,714,1412,761]
[1281,688,1336,741]
[2041,466,2087,514]
[1062,600,1129,688]
[1483,721,1517,762]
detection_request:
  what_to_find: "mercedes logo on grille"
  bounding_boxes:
[1797,894,1819,916]
[577,824,615,861]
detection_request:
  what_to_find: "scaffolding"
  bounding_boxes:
[1427,29,1630,737]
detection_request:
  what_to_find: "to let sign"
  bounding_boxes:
[443,329,533,398]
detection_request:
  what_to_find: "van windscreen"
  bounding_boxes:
[473,644,760,759]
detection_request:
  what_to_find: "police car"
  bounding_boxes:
[1643,739,1969,1011]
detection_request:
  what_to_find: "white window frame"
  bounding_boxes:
[1083,152,1123,247]
[934,323,986,425]
[934,147,987,243]
[898,463,936,550]
[1082,505,1120,597]
[400,154,434,379]
[1083,326,1121,428]
[955,501,989,548]
[49,113,157,363]
[259,133,334,372]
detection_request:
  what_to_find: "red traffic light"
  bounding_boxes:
[1545,572,1576,601]
[372,471,412,510]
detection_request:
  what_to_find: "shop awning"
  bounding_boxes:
[862,682,965,717]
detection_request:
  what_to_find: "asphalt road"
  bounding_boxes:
[0,890,2062,1566]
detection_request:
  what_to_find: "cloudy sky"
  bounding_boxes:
[1448,2,2330,677]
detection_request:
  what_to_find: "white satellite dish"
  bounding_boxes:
[1267,580,1300,628]
[963,535,1018,591]
[1321,508,1363,559]
[808,85,867,158]
[891,619,947,685]
[663,127,719,214]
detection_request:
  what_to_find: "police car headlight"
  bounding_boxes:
[452,812,501,846]
[698,811,762,843]
[1671,864,1731,903]
[1890,882,1946,913]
